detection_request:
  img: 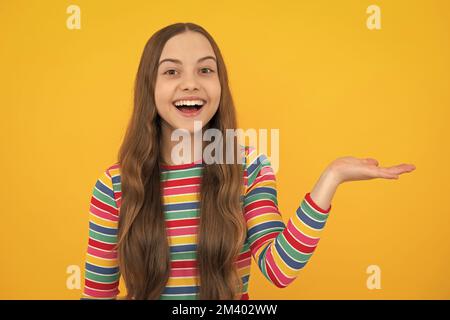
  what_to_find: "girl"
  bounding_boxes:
[81,22,416,300]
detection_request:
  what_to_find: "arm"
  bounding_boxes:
[81,167,120,299]
[243,149,332,288]
[309,167,340,212]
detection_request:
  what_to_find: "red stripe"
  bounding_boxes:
[162,177,201,188]
[171,260,197,268]
[264,253,283,288]
[237,250,251,261]
[161,162,200,170]
[241,293,249,300]
[166,218,199,228]
[91,196,119,215]
[85,279,119,291]
[283,227,316,254]
[89,238,117,251]
[249,232,277,254]
[244,199,276,212]
[305,192,331,213]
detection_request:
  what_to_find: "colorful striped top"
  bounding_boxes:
[81,146,332,300]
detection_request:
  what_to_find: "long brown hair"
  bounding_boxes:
[116,22,247,300]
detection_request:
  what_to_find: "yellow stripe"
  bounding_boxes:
[166,277,198,287]
[270,243,298,277]
[238,265,251,277]
[89,212,118,229]
[163,194,199,204]
[169,234,197,245]
[247,212,282,230]
[251,180,276,189]
[291,213,323,238]
[109,167,120,178]
[86,253,118,268]
[99,171,113,189]
[254,241,271,261]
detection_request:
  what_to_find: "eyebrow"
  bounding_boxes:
[158,55,217,66]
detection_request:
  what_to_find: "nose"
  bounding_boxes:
[179,72,200,91]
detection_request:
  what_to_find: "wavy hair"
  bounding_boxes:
[116,22,247,300]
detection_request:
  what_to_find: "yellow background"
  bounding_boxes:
[1,0,449,299]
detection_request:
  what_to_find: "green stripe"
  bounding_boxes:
[170,251,197,260]
[244,192,277,206]
[300,200,329,222]
[277,235,312,262]
[165,209,199,220]
[246,163,261,187]
[112,183,121,194]
[161,167,203,181]
[85,270,120,283]
[93,187,116,208]
[89,229,117,243]
[247,227,283,245]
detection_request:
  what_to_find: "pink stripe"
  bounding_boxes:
[87,245,117,259]
[286,220,320,246]
[244,206,279,220]
[170,268,197,277]
[90,205,119,222]
[237,257,251,269]
[259,166,275,176]
[167,226,198,236]
[163,185,200,196]
[83,287,118,298]
[266,246,292,286]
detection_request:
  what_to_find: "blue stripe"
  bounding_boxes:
[246,186,276,198]
[89,221,118,235]
[246,157,262,178]
[274,238,307,269]
[164,202,199,211]
[296,208,326,229]
[112,175,120,184]
[247,220,285,238]
[170,244,197,253]
[85,262,119,275]
[163,286,199,294]
[95,180,114,198]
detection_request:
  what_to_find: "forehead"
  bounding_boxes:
[159,31,216,63]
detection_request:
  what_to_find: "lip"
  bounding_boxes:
[172,102,206,118]
[172,96,207,104]
[172,96,207,118]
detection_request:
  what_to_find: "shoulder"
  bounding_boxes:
[95,162,122,209]
[105,162,121,184]
[242,145,275,190]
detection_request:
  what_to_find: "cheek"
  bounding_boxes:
[205,78,221,105]
[154,81,173,110]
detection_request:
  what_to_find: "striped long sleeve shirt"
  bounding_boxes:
[81,146,332,299]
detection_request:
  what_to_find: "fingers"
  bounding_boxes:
[377,167,399,179]
[363,158,379,166]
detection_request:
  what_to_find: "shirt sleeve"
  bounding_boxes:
[81,167,121,299]
[243,147,332,288]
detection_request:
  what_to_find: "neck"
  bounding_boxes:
[160,122,206,166]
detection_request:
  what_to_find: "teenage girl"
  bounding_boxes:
[81,22,416,300]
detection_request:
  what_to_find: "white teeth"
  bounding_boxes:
[174,99,205,107]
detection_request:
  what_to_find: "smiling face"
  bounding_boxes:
[154,31,221,134]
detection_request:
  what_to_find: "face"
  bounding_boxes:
[154,31,221,134]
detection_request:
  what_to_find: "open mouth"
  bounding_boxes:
[172,99,206,115]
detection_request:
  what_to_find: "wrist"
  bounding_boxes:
[322,165,342,187]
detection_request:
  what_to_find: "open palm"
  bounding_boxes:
[329,156,416,184]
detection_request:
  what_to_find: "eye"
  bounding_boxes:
[163,69,178,75]
[200,67,214,74]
